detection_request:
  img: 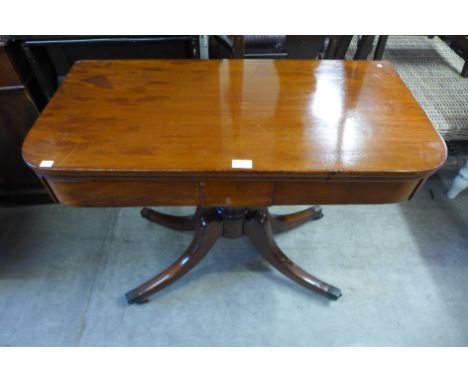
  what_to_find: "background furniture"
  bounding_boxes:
[0,38,46,203]
[227,35,388,60]
[440,36,468,77]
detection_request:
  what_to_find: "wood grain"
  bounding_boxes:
[201,180,273,206]
[47,179,199,207]
[273,179,422,205]
[40,177,422,207]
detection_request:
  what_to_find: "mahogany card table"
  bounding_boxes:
[22,60,447,304]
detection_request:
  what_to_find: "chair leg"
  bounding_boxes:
[245,209,341,300]
[268,206,323,233]
[333,35,354,59]
[140,206,202,231]
[127,209,222,304]
[354,35,375,60]
[373,35,388,60]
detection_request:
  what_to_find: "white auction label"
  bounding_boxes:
[232,159,253,169]
[39,160,54,168]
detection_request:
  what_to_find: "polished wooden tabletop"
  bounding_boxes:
[23,59,446,180]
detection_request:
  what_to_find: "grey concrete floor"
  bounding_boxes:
[0,169,467,346]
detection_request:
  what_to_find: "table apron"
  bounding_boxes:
[42,176,425,207]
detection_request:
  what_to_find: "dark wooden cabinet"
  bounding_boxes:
[0,40,43,195]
